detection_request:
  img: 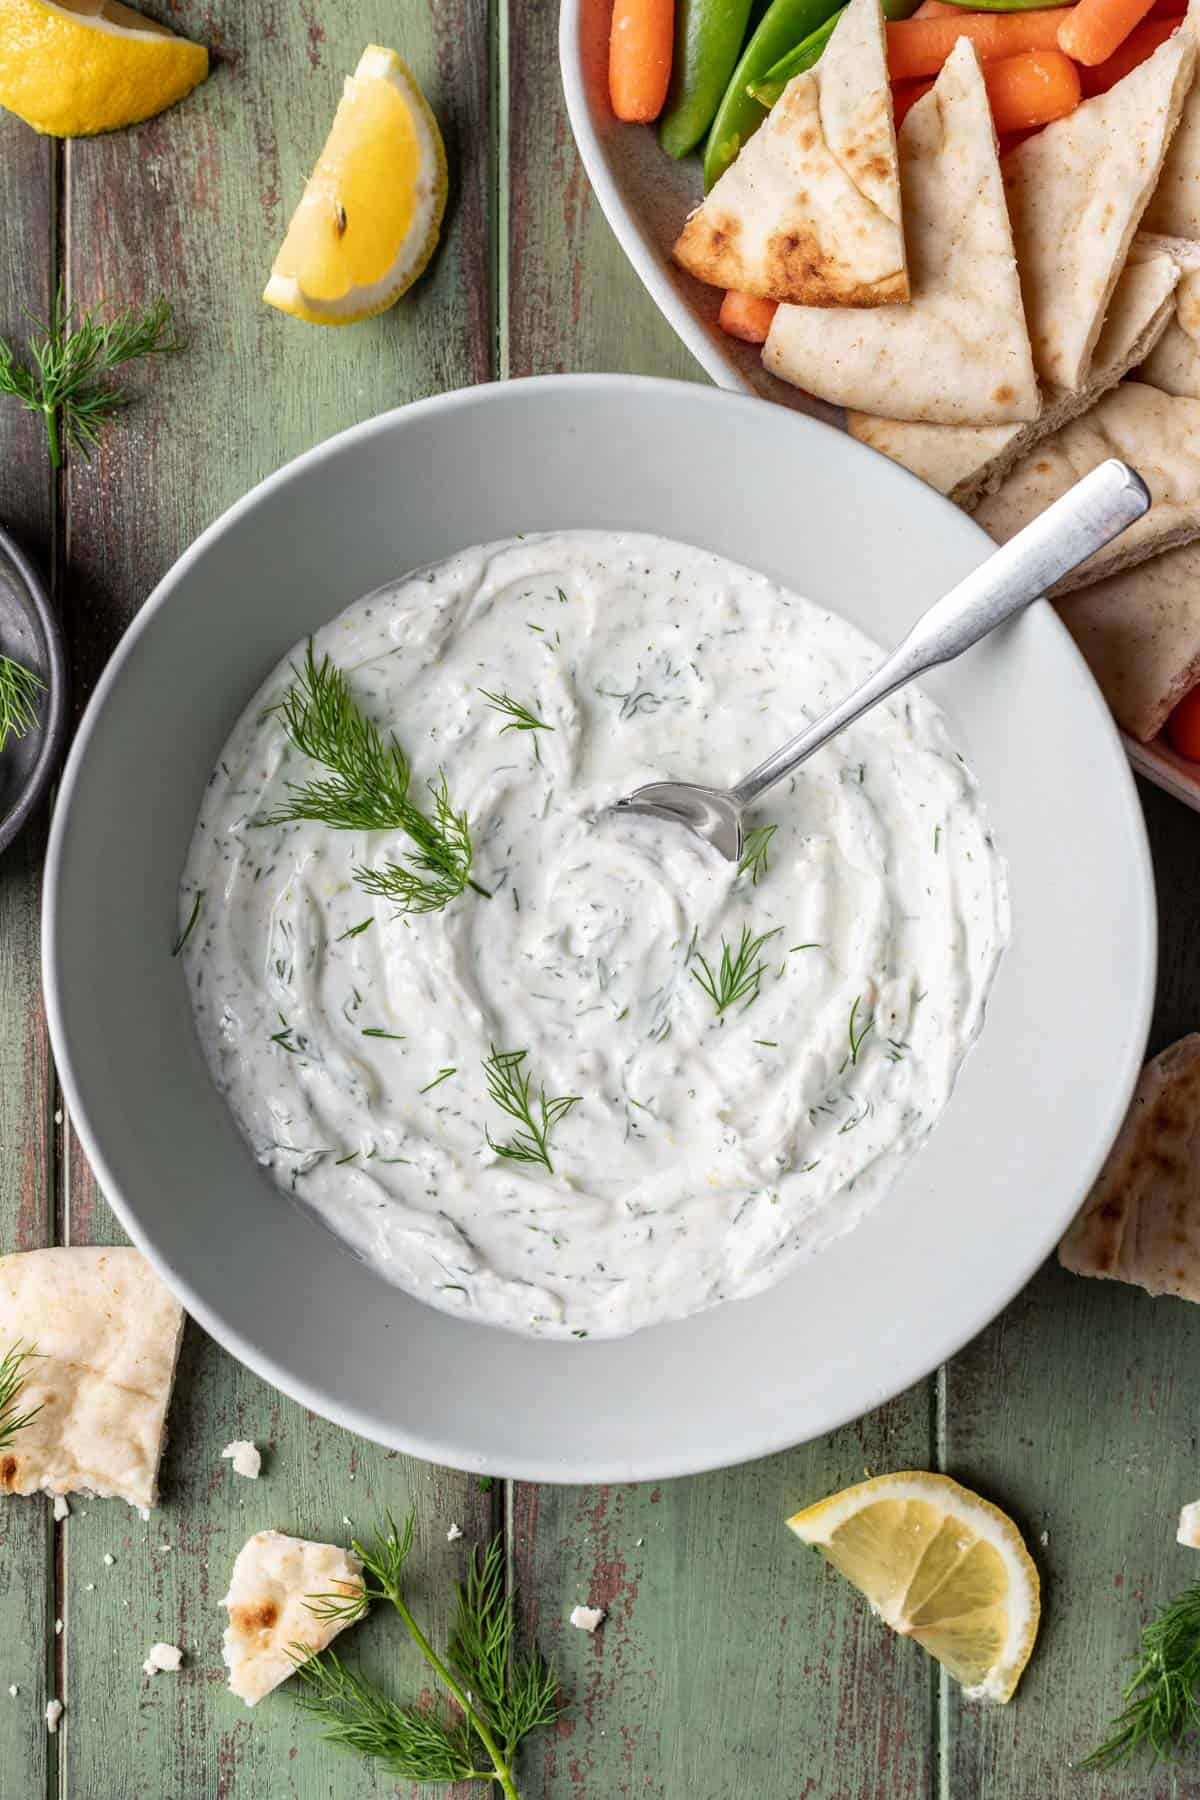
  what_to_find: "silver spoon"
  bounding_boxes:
[614,458,1151,862]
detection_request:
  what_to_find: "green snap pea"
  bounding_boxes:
[703,0,844,189]
[660,0,758,161]
[750,0,918,109]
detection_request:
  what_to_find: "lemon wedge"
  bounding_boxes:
[265,46,447,327]
[0,0,208,137]
[788,1471,1040,1702]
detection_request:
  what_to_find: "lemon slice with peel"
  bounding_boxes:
[0,0,208,137]
[788,1472,1040,1702]
[265,46,447,327]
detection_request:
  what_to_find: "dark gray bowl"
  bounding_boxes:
[0,526,67,853]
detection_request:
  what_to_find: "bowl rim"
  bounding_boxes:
[0,525,68,856]
[42,374,1158,1480]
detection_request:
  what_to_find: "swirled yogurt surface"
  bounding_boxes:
[179,531,1008,1339]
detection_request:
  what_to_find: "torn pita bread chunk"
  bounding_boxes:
[1002,28,1195,392]
[1178,1501,1200,1548]
[848,246,1180,505]
[1058,1034,1200,1301]
[1140,234,1200,396]
[674,0,906,306]
[1055,538,1200,741]
[0,1247,184,1513]
[764,39,1038,424]
[974,382,1200,593]
[223,1529,365,1706]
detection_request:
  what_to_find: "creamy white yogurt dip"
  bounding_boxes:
[180,531,1008,1340]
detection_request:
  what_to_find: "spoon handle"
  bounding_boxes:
[731,458,1150,809]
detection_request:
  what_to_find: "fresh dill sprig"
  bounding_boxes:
[0,1340,42,1452]
[172,890,204,958]
[296,1513,562,1797]
[847,994,874,1066]
[479,690,553,733]
[737,824,777,886]
[483,1046,580,1175]
[691,924,782,1016]
[265,644,487,916]
[0,288,177,469]
[0,656,44,753]
[1084,1583,1200,1768]
[419,1066,457,1094]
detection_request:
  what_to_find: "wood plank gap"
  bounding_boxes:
[490,0,511,381]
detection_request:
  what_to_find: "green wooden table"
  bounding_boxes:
[2,7,1199,1795]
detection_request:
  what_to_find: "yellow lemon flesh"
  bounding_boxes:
[0,0,207,137]
[788,1471,1040,1703]
[265,46,447,326]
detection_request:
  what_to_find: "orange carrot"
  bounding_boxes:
[893,77,934,125]
[1078,12,1177,88]
[983,47,1081,128]
[718,290,778,344]
[887,10,1069,79]
[609,0,674,122]
[1059,0,1156,64]
[1167,688,1200,761]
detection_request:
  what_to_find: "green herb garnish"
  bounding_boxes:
[294,1514,562,1796]
[271,1015,299,1053]
[337,918,374,942]
[0,656,44,753]
[479,691,553,734]
[737,824,777,886]
[361,1028,405,1041]
[483,1046,580,1175]
[847,995,874,1065]
[1085,1583,1200,1768]
[172,890,204,958]
[0,288,177,470]
[0,1341,42,1452]
[266,644,487,917]
[419,1067,457,1094]
[691,925,782,1017]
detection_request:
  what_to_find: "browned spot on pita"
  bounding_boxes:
[0,1456,18,1489]
[232,1599,279,1635]
[992,384,1017,406]
[798,127,817,151]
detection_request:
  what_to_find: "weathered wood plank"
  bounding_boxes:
[942,780,1200,1800]
[504,17,936,1799]
[0,114,55,1800]
[57,4,496,1794]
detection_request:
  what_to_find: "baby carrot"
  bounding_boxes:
[893,76,934,124]
[887,9,1066,78]
[984,47,1081,127]
[1167,687,1200,761]
[1058,0,1156,63]
[1078,12,1177,87]
[718,290,778,342]
[610,0,675,121]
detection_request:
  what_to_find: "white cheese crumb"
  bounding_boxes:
[1179,1500,1200,1548]
[1039,1530,1049,1547]
[83,1584,94,1593]
[634,1538,644,1547]
[446,1523,464,1543]
[52,1495,69,1523]
[160,1544,172,1553]
[8,1685,16,1698]
[569,1604,606,1633]
[54,1620,62,1636]
[45,1699,63,1733]
[53,1110,62,1125]
[138,1507,149,1522]
[142,1643,183,1677]
[102,1554,114,1567]
[221,1440,261,1480]
[341,1515,352,1527]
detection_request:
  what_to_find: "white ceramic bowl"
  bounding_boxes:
[44,376,1154,1482]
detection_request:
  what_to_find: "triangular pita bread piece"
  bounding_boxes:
[0,1247,184,1512]
[1059,1034,1200,1299]
[1055,538,1200,741]
[223,1529,365,1705]
[847,247,1181,504]
[763,39,1038,424]
[1003,28,1196,392]
[1144,20,1200,238]
[974,382,1200,592]
[674,0,906,306]
[1137,235,1200,395]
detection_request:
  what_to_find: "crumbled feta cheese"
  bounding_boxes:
[221,1441,261,1480]
[446,1523,463,1543]
[8,1685,16,1698]
[45,1699,63,1733]
[341,1515,352,1527]
[52,1495,69,1523]
[1039,1530,1049,1548]
[83,1584,94,1593]
[54,1620,62,1636]
[142,1643,183,1677]
[102,1554,114,1567]
[138,1507,150,1522]
[569,1604,606,1633]
[634,1538,644,1548]
[1179,1501,1200,1548]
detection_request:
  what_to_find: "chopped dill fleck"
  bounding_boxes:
[847,995,874,1065]
[172,891,204,957]
[362,1028,405,1041]
[335,1152,359,1166]
[337,918,374,941]
[270,1014,298,1053]
[419,1067,457,1095]
[479,690,553,733]
[737,824,777,886]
